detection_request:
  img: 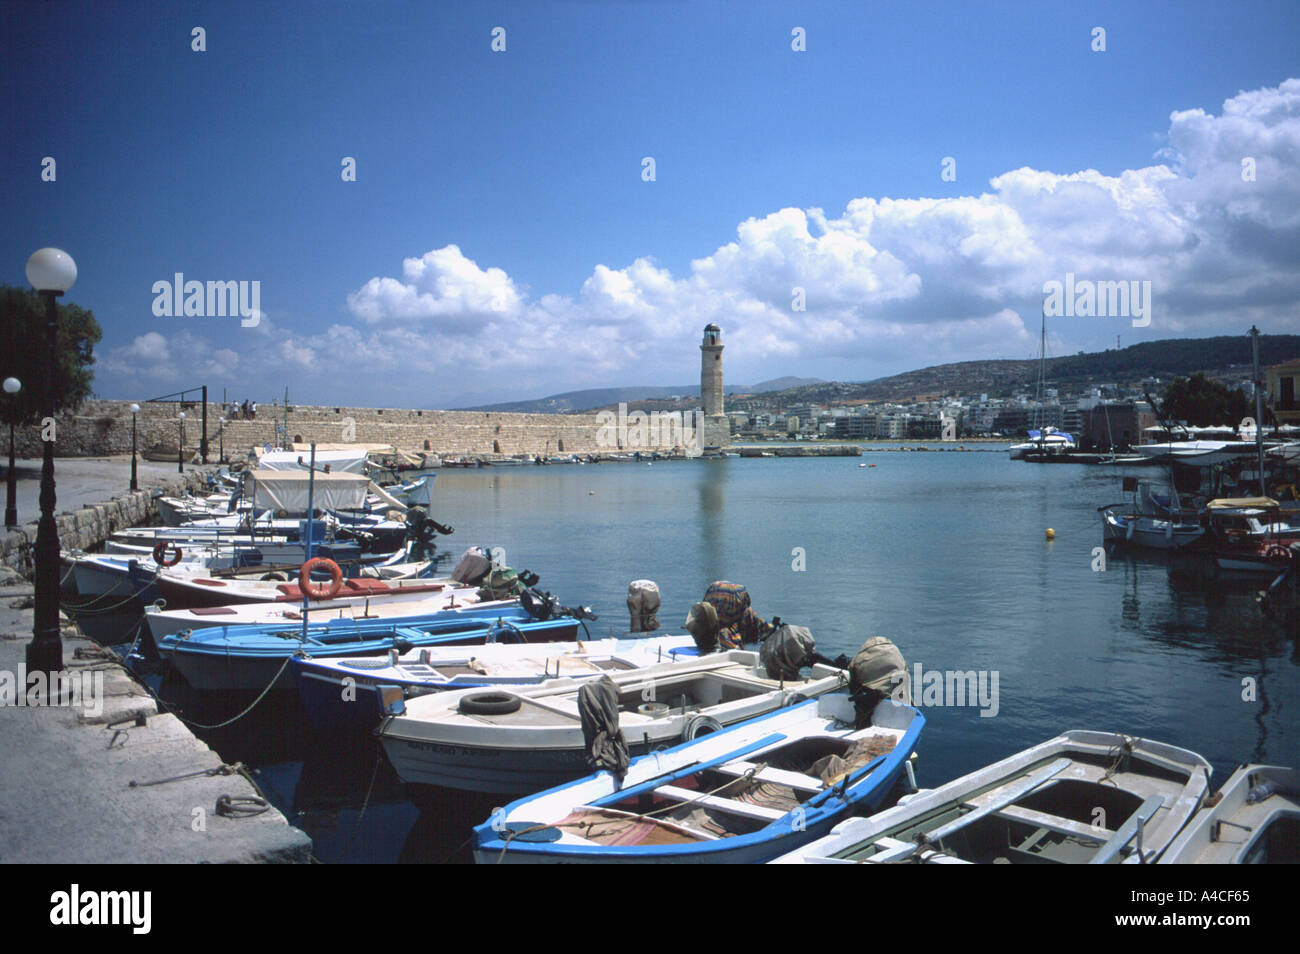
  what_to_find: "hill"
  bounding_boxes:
[768,335,1300,405]
[458,377,825,413]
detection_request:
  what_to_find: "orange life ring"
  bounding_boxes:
[1265,544,1291,560]
[299,557,343,601]
[153,541,183,567]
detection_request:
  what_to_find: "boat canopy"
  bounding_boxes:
[1205,496,1280,511]
[291,442,394,455]
[257,448,370,473]
[246,469,371,512]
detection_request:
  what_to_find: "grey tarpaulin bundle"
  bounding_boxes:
[578,675,629,782]
[760,623,817,681]
[847,636,909,728]
[627,579,661,632]
[684,600,720,653]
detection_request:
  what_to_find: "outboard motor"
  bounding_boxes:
[702,581,774,648]
[627,579,661,632]
[522,587,558,621]
[760,622,817,681]
[847,636,909,729]
[684,600,720,655]
[404,507,438,562]
[451,546,492,584]
[578,676,628,782]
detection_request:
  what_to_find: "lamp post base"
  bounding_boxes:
[26,638,65,675]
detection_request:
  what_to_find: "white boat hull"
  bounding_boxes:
[380,652,847,795]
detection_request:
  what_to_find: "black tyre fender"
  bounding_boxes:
[682,714,723,741]
[458,692,521,716]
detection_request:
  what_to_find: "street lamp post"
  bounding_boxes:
[129,403,140,492]
[177,411,186,474]
[4,377,20,528]
[24,247,76,677]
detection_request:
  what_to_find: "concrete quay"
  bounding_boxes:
[0,568,312,864]
[1,456,218,573]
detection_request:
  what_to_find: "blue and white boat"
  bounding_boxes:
[292,633,699,730]
[381,651,851,796]
[156,606,584,692]
[1009,428,1075,460]
[772,730,1211,864]
[472,693,924,864]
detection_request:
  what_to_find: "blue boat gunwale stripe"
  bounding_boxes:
[473,705,925,860]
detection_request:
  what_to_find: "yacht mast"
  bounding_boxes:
[1037,306,1046,405]
[1251,326,1265,494]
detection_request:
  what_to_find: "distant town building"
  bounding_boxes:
[1267,359,1300,425]
[1082,402,1155,452]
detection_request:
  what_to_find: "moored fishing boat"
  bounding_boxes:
[147,551,443,610]
[293,633,698,730]
[472,692,923,864]
[772,730,1210,864]
[1100,510,1206,549]
[1099,480,1205,550]
[1204,497,1300,573]
[155,605,584,692]
[1159,764,1299,864]
[379,650,849,796]
[144,577,496,645]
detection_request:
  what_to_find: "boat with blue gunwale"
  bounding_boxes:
[293,633,699,730]
[156,606,583,692]
[472,693,923,864]
[380,650,849,796]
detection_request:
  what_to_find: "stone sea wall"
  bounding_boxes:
[8,400,630,460]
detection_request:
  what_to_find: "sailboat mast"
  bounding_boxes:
[1037,307,1046,405]
[1252,326,1265,494]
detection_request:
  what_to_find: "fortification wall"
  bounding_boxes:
[6,400,705,459]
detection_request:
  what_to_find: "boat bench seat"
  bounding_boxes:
[715,761,825,794]
[994,805,1111,843]
[653,784,787,822]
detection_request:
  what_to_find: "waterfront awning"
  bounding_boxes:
[246,470,370,512]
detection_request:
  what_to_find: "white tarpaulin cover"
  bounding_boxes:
[257,448,370,473]
[291,442,395,454]
[247,470,370,512]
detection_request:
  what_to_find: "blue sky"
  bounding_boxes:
[3,0,1299,408]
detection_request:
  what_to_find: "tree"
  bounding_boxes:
[1160,373,1251,426]
[0,285,102,427]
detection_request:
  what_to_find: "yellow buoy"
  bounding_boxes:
[1045,528,1055,540]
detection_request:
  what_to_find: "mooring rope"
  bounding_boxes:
[144,652,295,731]
[130,761,249,788]
[340,744,383,857]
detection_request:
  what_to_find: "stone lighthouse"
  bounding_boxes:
[699,323,729,450]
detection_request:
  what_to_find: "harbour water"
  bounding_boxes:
[93,447,1299,862]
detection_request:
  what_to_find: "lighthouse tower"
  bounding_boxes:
[699,323,729,450]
